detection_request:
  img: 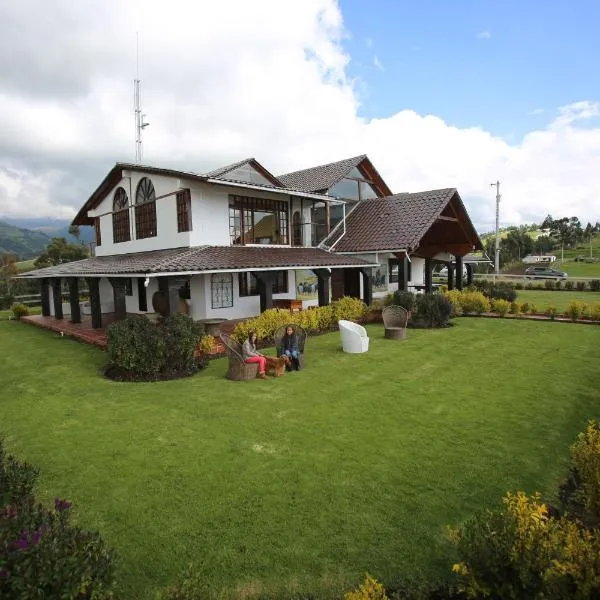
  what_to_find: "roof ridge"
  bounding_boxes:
[278,154,366,178]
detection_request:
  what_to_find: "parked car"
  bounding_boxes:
[524,266,568,280]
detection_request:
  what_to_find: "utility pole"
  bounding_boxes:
[490,181,501,275]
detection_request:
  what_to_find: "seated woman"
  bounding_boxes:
[279,325,301,371]
[241,331,267,379]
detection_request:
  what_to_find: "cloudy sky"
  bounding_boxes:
[0,0,599,232]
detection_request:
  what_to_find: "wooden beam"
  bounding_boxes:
[436,215,459,223]
[312,269,331,307]
[455,255,464,291]
[85,278,102,329]
[109,277,127,321]
[254,271,277,312]
[68,277,81,324]
[424,259,433,293]
[40,278,51,317]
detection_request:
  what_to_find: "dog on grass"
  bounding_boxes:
[265,355,290,377]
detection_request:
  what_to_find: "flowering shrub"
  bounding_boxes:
[588,303,600,322]
[458,291,491,315]
[545,306,558,320]
[0,439,115,599]
[450,490,600,599]
[384,290,417,312]
[492,299,511,317]
[198,334,217,354]
[509,301,523,316]
[345,574,389,600]
[443,290,463,315]
[10,303,29,319]
[232,298,367,342]
[413,293,453,327]
[566,300,587,322]
[568,420,600,518]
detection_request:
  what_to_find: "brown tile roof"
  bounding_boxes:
[330,188,461,253]
[20,246,376,278]
[278,155,367,192]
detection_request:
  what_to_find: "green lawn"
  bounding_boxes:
[1,319,599,599]
[517,290,600,312]
[556,261,600,278]
[0,306,41,321]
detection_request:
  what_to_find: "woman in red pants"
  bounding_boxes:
[241,331,267,379]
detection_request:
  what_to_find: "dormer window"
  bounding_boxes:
[328,166,378,201]
[135,177,157,239]
[112,187,131,243]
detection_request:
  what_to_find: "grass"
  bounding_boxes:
[517,290,600,312]
[555,261,600,278]
[0,306,41,321]
[15,258,36,272]
[1,318,599,599]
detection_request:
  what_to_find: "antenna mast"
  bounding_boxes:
[134,33,149,163]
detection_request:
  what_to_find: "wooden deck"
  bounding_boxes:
[20,314,117,349]
[20,313,227,354]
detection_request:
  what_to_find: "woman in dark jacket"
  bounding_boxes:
[279,325,301,371]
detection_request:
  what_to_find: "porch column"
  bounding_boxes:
[109,278,127,321]
[86,278,102,329]
[447,263,455,291]
[313,269,331,307]
[424,259,433,293]
[51,278,63,319]
[254,272,276,313]
[360,268,373,306]
[466,263,474,286]
[137,278,148,311]
[68,277,81,324]
[398,256,409,291]
[455,255,464,291]
[158,277,187,315]
[40,278,51,316]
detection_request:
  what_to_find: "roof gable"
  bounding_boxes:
[278,155,392,197]
[329,188,483,254]
[204,158,283,187]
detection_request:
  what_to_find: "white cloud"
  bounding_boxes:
[373,55,384,71]
[476,30,491,40]
[0,0,599,232]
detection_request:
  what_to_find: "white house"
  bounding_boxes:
[21,155,483,329]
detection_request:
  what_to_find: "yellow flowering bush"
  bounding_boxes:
[566,300,587,322]
[492,298,511,316]
[442,289,463,315]
[570,420,600,517]
[344,574,389,600]
[442,290,490,315]
[588,303,600,321]
[451,490,600,599]
[232,297,367,342]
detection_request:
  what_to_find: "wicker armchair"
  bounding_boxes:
[273,324,307,368]
[220,332,259,381]
[382,305,408,340]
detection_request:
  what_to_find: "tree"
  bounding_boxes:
[34,237,88,269]
[68,224,81,242]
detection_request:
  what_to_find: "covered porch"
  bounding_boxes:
[19,245,377,331]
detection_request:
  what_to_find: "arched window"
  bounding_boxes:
[135,177,157,239]
[292,211,302,246]
[112,187,131,243]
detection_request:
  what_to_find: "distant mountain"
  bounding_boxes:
[1,218,94,245]
[0,220,51,259]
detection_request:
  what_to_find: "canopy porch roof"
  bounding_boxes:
[19,245,378,279]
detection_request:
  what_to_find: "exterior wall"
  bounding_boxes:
[189,270,300,321]
[124,277,159,315]
[99,278,115,313]
[188,183,231,247]
[94,171,191,257]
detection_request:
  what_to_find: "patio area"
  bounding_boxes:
[20,313,233,352]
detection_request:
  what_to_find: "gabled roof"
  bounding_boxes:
[329,188,483,254]
[19,245,376,278]
[278,155,393,197]
[203,157,283,187]
[72,162,340,227]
